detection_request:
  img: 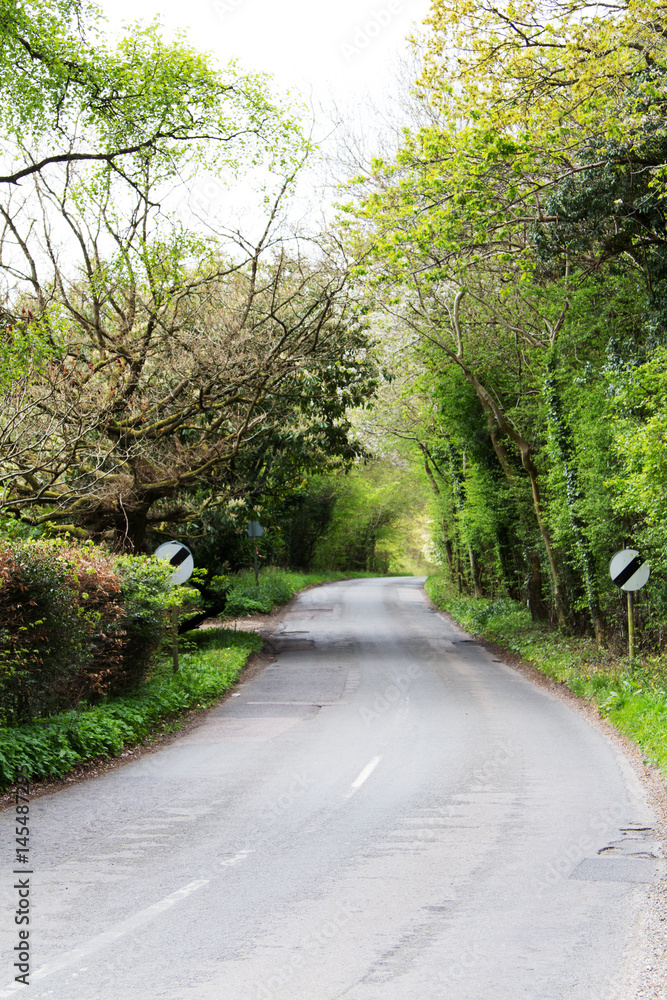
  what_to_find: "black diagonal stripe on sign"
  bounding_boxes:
[613,555,643,588]
[169,547,189,568]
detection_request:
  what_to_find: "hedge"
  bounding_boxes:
[0,628,262,787]
[0,539,181,723]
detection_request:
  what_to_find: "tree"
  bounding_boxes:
[331,0,667,640]
[0,250,377,550]
[0,2,300,188]
[0,105,377,549]
[419,0,667,194]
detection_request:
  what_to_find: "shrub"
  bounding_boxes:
[0,541,125,722]
[112,554,177,689]
[0,540,183,723]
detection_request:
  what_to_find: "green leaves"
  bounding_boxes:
[0,626,262,788]
[0,2,308,189]
[0,539,192,723]
[606,347,667,529]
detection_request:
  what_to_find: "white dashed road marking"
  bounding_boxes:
[0,879,209,996]
[348,756,382,796]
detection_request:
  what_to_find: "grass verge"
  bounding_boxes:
[0,628,262,790]
[425,574,667,779]
[222,567,384,617]
[0,567,381,790]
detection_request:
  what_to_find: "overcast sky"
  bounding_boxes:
[98,0,432,115]
[95,0,434,238]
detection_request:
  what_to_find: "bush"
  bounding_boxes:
[0,539,184,723]
[112,553,177,689]
[0,541,125,722]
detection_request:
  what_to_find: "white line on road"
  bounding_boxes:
[220,849,254,866]
[0,879,209,996]
[349,755,382,796]
[246,701,341,706]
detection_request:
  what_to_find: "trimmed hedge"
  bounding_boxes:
[0,539,180,723]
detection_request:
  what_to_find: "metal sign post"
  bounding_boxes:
[154,542,195,673]
[627,591,635,661]
[609,549,650,662]
[247,521,264,585]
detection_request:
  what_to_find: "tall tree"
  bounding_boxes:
[0,2,300,187]
[0,42,377,549]
[335,0,667,631]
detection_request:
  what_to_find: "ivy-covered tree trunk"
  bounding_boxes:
[446,440,483,597]
[421,443,466,590]
[527,552,550,622]
[544,352,605,645]
[451,358,567,625]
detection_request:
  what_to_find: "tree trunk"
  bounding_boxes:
[446,440,483,597]
[113,500,151,553]
[527,552,549,621]
[444,534,454,577]
[515,440,567,627]
[428,308,568,625]
[469,547,483,598]
[545,356,605,644]
[455,360,567,625]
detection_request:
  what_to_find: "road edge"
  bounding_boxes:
[427,598,667,1000]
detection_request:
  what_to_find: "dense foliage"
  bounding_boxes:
[0,2,378,552]
[0,540,180,723]
[338,0,667,651]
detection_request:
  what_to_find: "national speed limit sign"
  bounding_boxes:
[609,549,650,592]
[154,541,194,585]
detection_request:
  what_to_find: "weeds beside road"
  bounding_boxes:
[426,575,667,779]
[0,569,375,791]
[223,567,375,617]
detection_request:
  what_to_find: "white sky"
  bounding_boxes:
[0,0,438,290]
[99,0,433,116]
[93,0,434,241]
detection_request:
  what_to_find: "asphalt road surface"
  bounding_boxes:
[0,577,663,1000]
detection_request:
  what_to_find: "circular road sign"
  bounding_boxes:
[609,549,650,592]
[154,541,194,585]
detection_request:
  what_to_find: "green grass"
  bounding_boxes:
[425,573,667,778]
[0,628,262,789]
[222,566,381,617]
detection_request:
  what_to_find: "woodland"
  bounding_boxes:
[342,0,667,650]
[2,0,667,671]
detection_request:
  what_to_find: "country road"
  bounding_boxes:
[0,577,664,999]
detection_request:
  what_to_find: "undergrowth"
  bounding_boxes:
[222,567,380,617]
[425,574,667,777]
